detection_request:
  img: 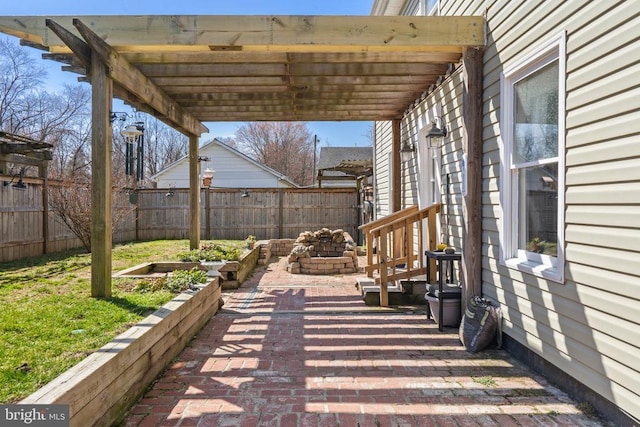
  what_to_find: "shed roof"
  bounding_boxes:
[317,146,373,180]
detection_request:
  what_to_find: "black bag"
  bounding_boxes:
[459,296,502,353]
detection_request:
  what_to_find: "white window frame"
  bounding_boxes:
[424,0,439,16]
[499,32,566,283]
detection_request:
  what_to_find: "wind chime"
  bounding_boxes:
[121,122,145,182]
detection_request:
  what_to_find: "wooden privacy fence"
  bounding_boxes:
[0,181,358,262]
[0,176,135,262]
[137,188,359,241]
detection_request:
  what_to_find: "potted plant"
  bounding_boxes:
[246,235,257,249]
[528,237,542,253]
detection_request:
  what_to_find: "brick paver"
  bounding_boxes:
[122,257,603,426]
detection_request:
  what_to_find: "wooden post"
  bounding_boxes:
[205,189,211,240]
[39,163,48,254]
[379,227,389,307]
[461,47,484,303]
[189,134,200,250]
[90,56,113,298]
[278,188,284,239]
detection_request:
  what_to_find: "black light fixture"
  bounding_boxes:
[110,111,131,123]
[241,190,249,198]
[13,178,26,189]
[426,116,448,148]
[400,139,415,163]
[3,170,27,189]
[165,188,174,197]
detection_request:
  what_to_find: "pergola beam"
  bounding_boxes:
[2,16,484,53]
[1,15,485,123]
[71,19,207,137]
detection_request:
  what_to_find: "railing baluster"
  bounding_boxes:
[359,203,441,306]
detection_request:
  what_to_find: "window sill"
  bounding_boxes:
[504,256,564,284]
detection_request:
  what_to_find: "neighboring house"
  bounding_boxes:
[151,138,297,188]
[316,146,373,188]
[371,0,639,425]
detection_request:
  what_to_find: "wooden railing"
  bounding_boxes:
[359,203,441,306]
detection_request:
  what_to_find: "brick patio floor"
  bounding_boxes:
[122,257,603,427]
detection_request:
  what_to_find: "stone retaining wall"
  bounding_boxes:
[269,239,296,256]
[285,229,357,275]
[291,255,357,274]
[257,240,273,265]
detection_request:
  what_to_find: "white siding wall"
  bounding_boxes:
[373,120,393,218]
[401,69,465,249]
[476,0,640,421]
[155,143,291,188]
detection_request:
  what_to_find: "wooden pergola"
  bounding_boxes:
[0,15,484,299]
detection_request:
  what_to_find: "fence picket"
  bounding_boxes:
[0,180,359,262]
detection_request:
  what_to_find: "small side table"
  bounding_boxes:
[425,250,462,331]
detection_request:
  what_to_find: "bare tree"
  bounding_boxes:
[235,122,315,186]
[141,118,188,178]
[0,36,45,133]
[48,172,134,252]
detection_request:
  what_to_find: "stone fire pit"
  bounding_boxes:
[287,228,358,274]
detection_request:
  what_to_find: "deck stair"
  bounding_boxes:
[358,203,441,306]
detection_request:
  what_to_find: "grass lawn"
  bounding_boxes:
[0,239,244,404]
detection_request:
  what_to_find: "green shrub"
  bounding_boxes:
[165,268,208,293]
[177,244,241,262]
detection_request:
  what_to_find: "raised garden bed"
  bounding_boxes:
[112,245,260,290]
[112,261,202,278]
[20,278,222,427]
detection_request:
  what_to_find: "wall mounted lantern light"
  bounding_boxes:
[426,116,448,148]
[400,139,415,163]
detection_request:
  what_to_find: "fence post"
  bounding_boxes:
[278,188,284,238]
[39,165,49,254]
[205,189,211,239]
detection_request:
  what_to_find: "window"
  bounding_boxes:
[500,33,565,283]
[425,0,439,15]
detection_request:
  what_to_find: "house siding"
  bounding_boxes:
[373,0,639,421]
[476,0,640,422]
[153,141,293,189]
[374,120,393,218]
[401,69,465,248]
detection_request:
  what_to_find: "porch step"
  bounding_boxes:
[356,278,416,306]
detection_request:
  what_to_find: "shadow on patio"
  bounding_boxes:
[121,257,600,427]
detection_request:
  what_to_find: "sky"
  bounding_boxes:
[2,0,376,147]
